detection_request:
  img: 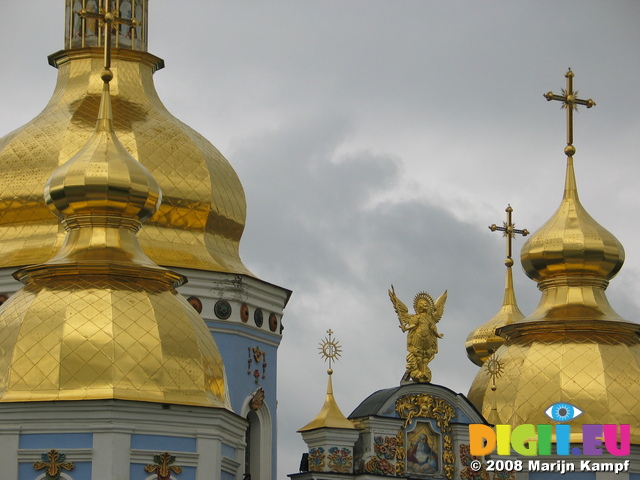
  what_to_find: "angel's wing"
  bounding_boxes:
[433,290,447,323]
[388,285,410,323]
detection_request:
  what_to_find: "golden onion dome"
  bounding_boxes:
[45,80,161,225]
[521,157,624,284]
[465,267,524,366]
[0,46,253,275]
[0,70,231,409]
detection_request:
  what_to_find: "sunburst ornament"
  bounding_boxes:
[318,329,342,373]
[485,353,504,391]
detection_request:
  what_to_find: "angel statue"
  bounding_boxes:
[388,285,447,384]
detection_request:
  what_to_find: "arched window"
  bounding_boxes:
[245,410,260,479]
[241,389,272,480]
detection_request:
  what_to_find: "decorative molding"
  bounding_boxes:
[214,299,232,319]
[221,455,242,475]
[249,387,266,411]
[364,436,397,475]
[33,449,75,480]
[268,313,278,332]
[144,452,183,479]
[19,449,92,462]
[130,450,198,467]
[308,447,325,472]
[395,393,456,479]
[248,346,267,383]
[186,296,203,313]
[327,447,352,473]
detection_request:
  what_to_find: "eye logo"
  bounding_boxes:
[545,402,583,422]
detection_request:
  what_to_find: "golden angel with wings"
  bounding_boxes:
[389,285,447,383]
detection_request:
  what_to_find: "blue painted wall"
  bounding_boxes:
[19,433,92,449]
[131,434,196,453]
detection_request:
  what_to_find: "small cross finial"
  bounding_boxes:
[489,205,529,267]
[318,329,342,373]
[543,69,596,156]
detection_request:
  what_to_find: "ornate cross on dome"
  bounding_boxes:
[489,205,528,267]
[77,0,138,71]
[544,69,596,155]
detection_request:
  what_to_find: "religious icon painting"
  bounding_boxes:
[406,421,441,476]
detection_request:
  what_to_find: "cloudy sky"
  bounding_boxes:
[2,1,640,477]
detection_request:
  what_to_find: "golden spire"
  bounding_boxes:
[298,330,356,431]
[465,205,527,366]
[0,31,230,408]
[468,71,640,443]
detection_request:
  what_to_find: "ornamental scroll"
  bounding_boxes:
[395,393,456,479]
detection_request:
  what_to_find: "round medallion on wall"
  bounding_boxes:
[254,308,264,328]
[268,313,278,332]
[214,299,232,320]
[187,296,203,314]
[240,303,249,323]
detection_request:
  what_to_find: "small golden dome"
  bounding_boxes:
[521,158,624,283]
[466,268,524,366]
[44,82,161,225]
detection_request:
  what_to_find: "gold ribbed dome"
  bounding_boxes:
[0,69,230,409]
[468,70,640,443]
[521,157,624,284]
[0,46,252,275]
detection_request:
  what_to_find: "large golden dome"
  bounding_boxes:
[0,71,231,408]
[0,46,252,275]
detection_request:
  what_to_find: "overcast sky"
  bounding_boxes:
[2,1,640,478]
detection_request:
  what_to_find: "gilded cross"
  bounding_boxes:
[77,0,138,71]
[544,69,596,154]
[33,449,75,480]
[144,452,183,480]
[489,205,528,267]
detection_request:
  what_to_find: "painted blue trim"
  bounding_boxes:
[130,434,196,452]
[19,433,93,449]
